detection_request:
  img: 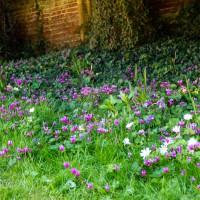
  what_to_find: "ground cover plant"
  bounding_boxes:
[0,37,200,199]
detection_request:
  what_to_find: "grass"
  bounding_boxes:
[0,37,200,199]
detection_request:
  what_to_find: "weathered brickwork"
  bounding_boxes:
[10,0,192,49]
[11,0,81,48]
[150,0,192,15]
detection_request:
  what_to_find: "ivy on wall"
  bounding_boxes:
[87,0,154,50]
[0,0,18,60]
[177,0,200,37]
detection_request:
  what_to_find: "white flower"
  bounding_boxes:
[27,117,33,122]
[126,122,134,129]
[183,114,192,120]
[78,125,84,132]
[172,126,180,133]
[159,145,168,155]
[123,138,131,145]
[29,107,35,113]
[140,147,151,159]
[188,138,198,146]
[13,87,19,91]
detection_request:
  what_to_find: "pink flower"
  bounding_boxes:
[163,167,169,173]
[87,183,93,189]
[75,171,80,177]
[105,185,110,191]
[71,168,78,175]
[70,135,76,144]
[127,152,132,157]
[59,145,65,151]
[181,170,186,175]
[8,140,13,147]
[63,162,70,168]
[114,165,120,171]
[141,170,146,177]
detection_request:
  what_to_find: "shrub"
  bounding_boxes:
[88,0,154,50]
[177,0,200,37]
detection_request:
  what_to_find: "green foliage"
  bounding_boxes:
[0,37,200,199]
[88,0,154,50]
[177,0,200,37]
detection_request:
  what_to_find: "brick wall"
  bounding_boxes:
[10,0,81,48]
[150,0,192,15]
[9,0,192,49]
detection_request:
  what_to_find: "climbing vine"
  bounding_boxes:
[88,0,154,50]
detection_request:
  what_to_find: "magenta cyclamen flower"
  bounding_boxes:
[60,116,69,124]
[8,140,13,147]
[141,170,146,177]
[114,165,120,171]
[114,119,119,126]
[62,126,68,131]
[63,162,70,168]
[71,168,78,175]
[181,170,186,175]
[75,171,80,177]
[127,152,132,157]
[105,185,110,191]
[163,167,169,173]
[3,148,8,153]
[87,183,93,189]
[70,135,76,144]
[59,145,65,151]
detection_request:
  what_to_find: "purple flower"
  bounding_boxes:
[197,185,200,190]
[71,125,78,132]
[181,170,186,175]
[61,116,69,124]
[139,119,144,124]
[190,176,195,182]
[114,119,119,126]
[8,140,13,147]
[87,183,93,189]
[141,170,146,177]
[63,162,70,168]
[114,165,120,171]
[187,157,191,162]
[84,114,93,121]
[59,145,65,151]
[145,115,155,124]
[197,163,200,168]
[62,126,68,131]
[105,185,110,191]
[127,152,132,157]
[75,171,81,177]
[70,135,76,144]
[163,167,169,173]
[179,120,185,127]
[52,121,57,126]
[190,123,197,130]
[3,148,8,153]
[0,151,5,157]
[71,168,78,175]
[151,145,156,150]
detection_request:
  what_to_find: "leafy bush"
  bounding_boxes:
[88,0,154,50]
[177,0,200,37]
